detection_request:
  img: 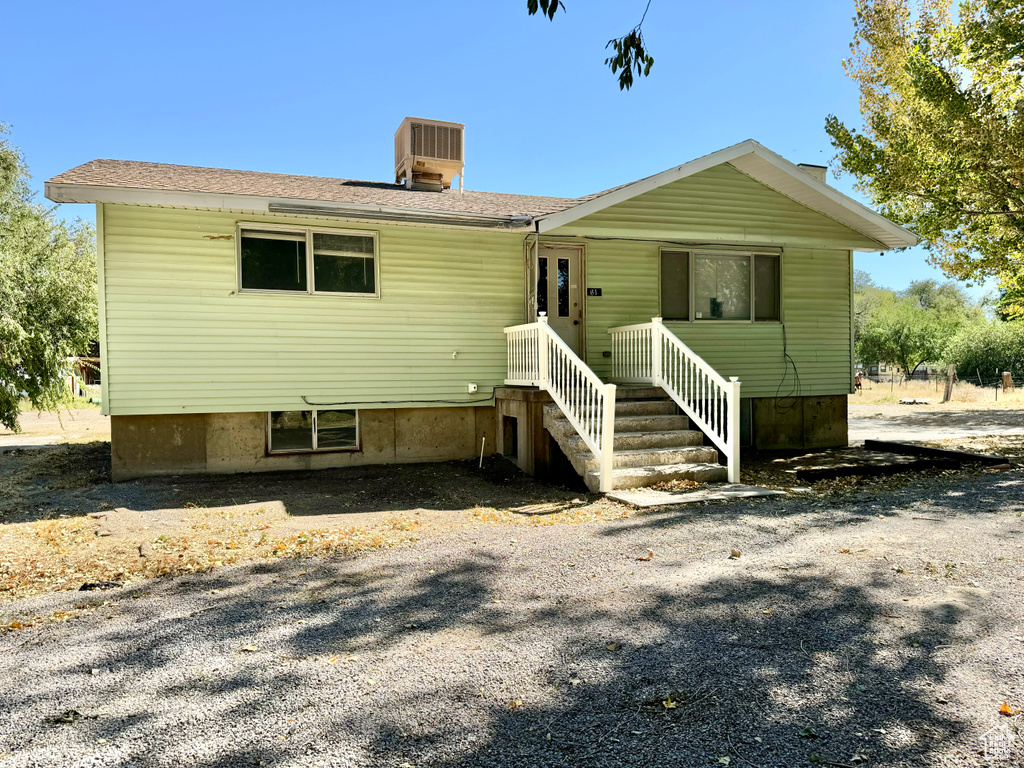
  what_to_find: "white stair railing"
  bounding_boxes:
[504,315,617,492]
[608,317,741,483]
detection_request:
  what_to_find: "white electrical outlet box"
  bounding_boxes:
[468,383,478,394]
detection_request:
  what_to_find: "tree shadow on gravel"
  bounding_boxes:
[2,486,1018,768]
[370,573,978,768]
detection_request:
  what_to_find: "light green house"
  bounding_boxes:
[46,130,916,487]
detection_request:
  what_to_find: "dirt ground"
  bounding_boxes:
[2,407,1022,604]
[849,402,1024,444]
[0,406,108,450]
[2,454,1023,768]
[1,408,1023,766]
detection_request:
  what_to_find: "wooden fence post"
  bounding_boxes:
[1003,371,1014,392]
[942,365,956,404]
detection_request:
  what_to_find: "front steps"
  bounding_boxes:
[543,386,728,492]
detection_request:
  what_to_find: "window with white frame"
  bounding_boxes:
[239,226,378,296]
[660,250,780,322]
[268,410,358,453]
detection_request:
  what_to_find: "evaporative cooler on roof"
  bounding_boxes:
[394,117,465,192]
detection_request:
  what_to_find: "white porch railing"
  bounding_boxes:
[504,316,617,492]
[609,317,741,483]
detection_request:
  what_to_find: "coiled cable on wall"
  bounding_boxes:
[774,324,801,415]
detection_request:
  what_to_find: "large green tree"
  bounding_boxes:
[857,295,951,375]
[0,127,97,432]
[855,275,979,374]
[826,0,1024,315]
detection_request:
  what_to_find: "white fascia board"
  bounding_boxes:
[43,182,532,229]
[734,144,919,249]
[534,139,919,251]
[45,182,274,212]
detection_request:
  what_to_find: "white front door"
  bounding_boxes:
[536,245,583,356]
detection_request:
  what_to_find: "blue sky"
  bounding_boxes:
[0,0,988,296]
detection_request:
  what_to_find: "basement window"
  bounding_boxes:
[268,410,359,453]
[660,249,781,323]
[239,226,378,297]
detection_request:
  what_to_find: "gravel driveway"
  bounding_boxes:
[2,469,1023,767]
[849,404,1024,444]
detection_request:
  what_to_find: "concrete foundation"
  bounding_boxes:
[493,387,571,483]
[749,395,847,450]
[111,406,496,481]
[492,388,848,484]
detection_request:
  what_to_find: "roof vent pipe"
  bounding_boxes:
[797,164,828,184]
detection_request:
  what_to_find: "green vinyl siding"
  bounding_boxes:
[582,241,852,398]
[102,160,861,416]
[553,164,882,251]
[100,205,525,415]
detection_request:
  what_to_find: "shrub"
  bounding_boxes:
[944,321,1024,382]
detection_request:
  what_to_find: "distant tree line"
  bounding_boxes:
[854,270,1023,383]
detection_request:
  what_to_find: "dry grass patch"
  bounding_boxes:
[853,378,1024,407]
[472,497,635,526]
[0,505,423,603]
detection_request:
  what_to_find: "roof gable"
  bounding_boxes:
[544,163,883,250]
[537,140,917,251]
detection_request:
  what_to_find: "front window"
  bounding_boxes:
[694,253,750,320]
[660,249,781,322]
[239,226,378,296]
[268,410,359,453]
[660,251,690,321]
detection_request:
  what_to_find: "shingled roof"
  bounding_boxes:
[46,159,583,218]
[45,143,918,249]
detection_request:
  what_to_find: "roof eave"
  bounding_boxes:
[44,182,536,230]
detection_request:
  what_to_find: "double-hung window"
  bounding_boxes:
[239,226,378,297]
[660,249,780,322]
[268,410,359,453]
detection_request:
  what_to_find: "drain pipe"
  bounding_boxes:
[531,229,541,321]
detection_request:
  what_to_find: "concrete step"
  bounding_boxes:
[557,429,705,454]
[571,445,720,475]
[614,386,669,401]
[542,399,677,418]
[545,412,691,439]
[585,462,728,492]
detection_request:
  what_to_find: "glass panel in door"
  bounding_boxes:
[536,246,582,357]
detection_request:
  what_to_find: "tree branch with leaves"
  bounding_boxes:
[526,0,655,90]
[826,0,1024,316]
